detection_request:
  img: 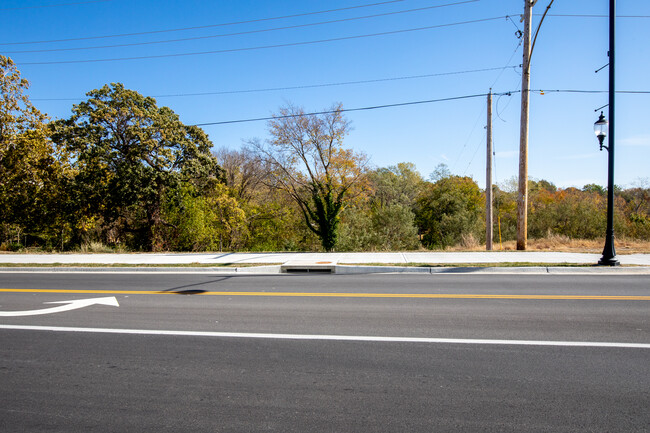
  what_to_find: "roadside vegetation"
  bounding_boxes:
[2,56,649,253]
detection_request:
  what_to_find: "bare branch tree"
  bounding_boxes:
[249,103,368,251]
[214,146,268,202]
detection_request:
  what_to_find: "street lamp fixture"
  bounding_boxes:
[594,111,608,151]
[594,111,619,266]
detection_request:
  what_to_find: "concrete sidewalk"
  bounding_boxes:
[1,251,649,274]
[1,251,650,265]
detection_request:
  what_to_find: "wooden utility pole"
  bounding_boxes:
[486,90,493,251]
[517,0,535,250]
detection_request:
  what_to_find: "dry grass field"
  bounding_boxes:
[448,234,650,254]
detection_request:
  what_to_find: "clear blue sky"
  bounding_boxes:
[3,0,649,189]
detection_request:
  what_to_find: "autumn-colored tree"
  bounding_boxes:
[621,178,650,240]
[250,104,368,251]
[213,146,312,251]
[5,57,650,252]
[0,56,44,145]
[529,187,607,239]
[0,55,70,248]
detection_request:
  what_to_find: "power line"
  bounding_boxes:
[191,88,649,126]
[0,0,110,10]
[193,93,493,126]
[3,1,479,54]
[4,5,646,45]
[455,89,650,182]
[464,130,487,176]
[533,89,650,94]
[15,16,507,65]
[495,76,521,122]
[0,0,408,46]
[490,36,523,89]
[491,89,650,96]
[33,85,645,105]
[539,14,650,19]
[451,105,485,173]
[505,15,523,38]
[33,66,515,101]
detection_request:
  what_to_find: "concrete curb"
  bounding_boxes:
[336,265,650,275]
[544,266,650,274]
[1,265,649,275]
[0,266,282,274]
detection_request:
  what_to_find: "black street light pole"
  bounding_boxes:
[598,0,619,266]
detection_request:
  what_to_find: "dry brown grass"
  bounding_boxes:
[446,234,650,254]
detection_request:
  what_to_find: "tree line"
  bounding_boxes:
[1,55,649,252]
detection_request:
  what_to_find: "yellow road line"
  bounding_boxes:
[1,288,649,300]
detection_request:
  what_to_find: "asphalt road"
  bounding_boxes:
[1,272,649,432]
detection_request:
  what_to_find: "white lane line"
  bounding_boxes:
[1,325,648,348]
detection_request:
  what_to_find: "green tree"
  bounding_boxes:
[371,203,420,250]
[338,162,422,251]
[582,183,605,195]
[51,83,222,250]
[250,103,368,251]
[366,163,423,250]
[429,163,452,182]
[243,198,318,251]
[492,184,517,242]
[370,162,424,209]
[163,183,246,251]
[530,179,557,194]
[416,175,483,249]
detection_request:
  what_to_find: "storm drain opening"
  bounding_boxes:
[281,260,337,274]
[285,268,333,274]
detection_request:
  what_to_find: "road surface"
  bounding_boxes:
[1,272,648,431]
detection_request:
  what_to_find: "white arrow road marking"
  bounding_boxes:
[0,297,119,317]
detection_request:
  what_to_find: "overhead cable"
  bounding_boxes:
[451,105,485,173]
[532,89,650,94]
[0,0,110,10]
[0,0,409,45]
[539,14,650,18]
[193,93,493,126]
[33,66,516,101]
[16,16,507,65]
[3,1,479,54]
[464,130,487,176]
[191,89,648,126]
